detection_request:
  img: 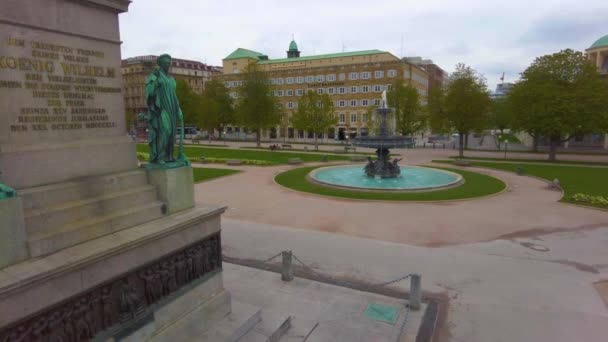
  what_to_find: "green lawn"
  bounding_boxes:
[192,167,240,183]
[448,156,608,166]
[274,166,505,201]
[136,144,350,165]
[435,160,608,207]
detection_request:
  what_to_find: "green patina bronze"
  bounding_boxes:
[141,54,189,168]
[0,183,16,200]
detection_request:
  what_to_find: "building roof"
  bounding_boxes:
[589,34,608,50]
[224,48,266,60]
[257,49,387,64]
[288,40,298,51]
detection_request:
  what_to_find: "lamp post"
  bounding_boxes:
[223,131,226,146]
[504,140,508,160]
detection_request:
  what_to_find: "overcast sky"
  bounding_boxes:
[119,0,607,91]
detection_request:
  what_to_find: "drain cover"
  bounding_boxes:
[364,303,401,325]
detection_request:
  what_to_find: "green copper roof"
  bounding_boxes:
[289,40,298,51]
[258,49,386,64]
[589,35,608,49]
[224,48,266,60]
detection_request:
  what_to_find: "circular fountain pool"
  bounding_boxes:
[308,165,463,192]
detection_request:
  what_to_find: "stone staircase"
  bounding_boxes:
[19,169,166,257]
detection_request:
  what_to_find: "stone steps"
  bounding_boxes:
[25,185,158,234]
[19,169,148,211]
[27,200,165,257]
[238,311,292,342]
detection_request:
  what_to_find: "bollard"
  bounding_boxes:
[281,250,294,281]
[409,273,421,310]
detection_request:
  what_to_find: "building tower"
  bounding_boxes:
[287,39,300,58]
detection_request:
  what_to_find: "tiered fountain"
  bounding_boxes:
[308,91,463,192]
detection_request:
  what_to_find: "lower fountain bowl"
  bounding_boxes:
[308,164,464,192]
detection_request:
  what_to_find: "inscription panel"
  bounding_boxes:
[0,233,222,341]
[0,23,126,145]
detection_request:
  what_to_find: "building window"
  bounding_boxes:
[327,74,336,81]
[373,85,382,92]
[339,113,346,123]
[338,87,346,94]
[361,72,371,80]
[338,100,346,107]
[316,75,325,82]
[277,78,284,85]
[287,89,294,96]
[388,69,397,78]
[350,113,357,123]
[286,77,294,84]
[349,72,358,80]
[375,70,384,79]
[296,76,304,84]
[306,76,314,83]
[287,102,294,109]
[225,81,231,88]
[317,88,324,94]
[387,84,392,91]
[362,85,370,93]
[327,87,335,94]
[338,73,346,81]
[362,113,368,122]
[231,81,238,87]
[350,86,358,93]
[297,89,304,96]
[361,99,369,106]
[350,99,357,107]
[374,99,381,106]
[277,90,284,97]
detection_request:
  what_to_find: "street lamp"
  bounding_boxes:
[504,139,509,160]
[223,131,227,146]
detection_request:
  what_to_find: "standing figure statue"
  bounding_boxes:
[144,54,189,166]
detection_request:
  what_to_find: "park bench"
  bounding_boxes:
[281,144,292,149]
[226,159,242,166]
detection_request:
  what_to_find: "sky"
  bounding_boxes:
[119,0,607,92]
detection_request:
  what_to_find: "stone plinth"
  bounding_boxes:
[0,206,227,339]
[0,197,28,268]
[0,0,136,189]
[146,166,195,214]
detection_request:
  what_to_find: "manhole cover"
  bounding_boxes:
[364,303,401,325]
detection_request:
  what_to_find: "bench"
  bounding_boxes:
[226,159,242,166]
[344,146,356,153]
[281,144,292,149]
[287,158,303,165]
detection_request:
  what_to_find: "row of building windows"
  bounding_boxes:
[224,70,400,88]
[277,98,382,109]
[272,84,393,97]
[337,113,368,123]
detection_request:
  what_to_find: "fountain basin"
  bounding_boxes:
[308,164,464,192]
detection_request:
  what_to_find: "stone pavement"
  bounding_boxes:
[220,219,608,342]
[223,263,425,341]
[194,160,608,247]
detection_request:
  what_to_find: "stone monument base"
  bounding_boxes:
[0,197,28,269]
[145,165,195,215]
[0,205,230,341]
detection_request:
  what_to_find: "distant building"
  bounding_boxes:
[216,40,431,142]
[586,34,608,81]
[490,82,514,100]
[121,55,221,136]
[404,57,448,92]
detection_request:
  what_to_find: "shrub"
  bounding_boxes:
[571,193,608,207]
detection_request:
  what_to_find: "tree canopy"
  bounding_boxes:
[175,78,202,126]
[198,78,234,140]
[235,64,281,146]
[427,63,491,157]
[508,49,608,160]
[291,90,337,149]
[387,78,426,136]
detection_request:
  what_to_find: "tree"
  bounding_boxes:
[235,64,281,147]
[508,49,608,161]
[291,90,337,150]
[489,98,513,136]
[175,78,202,126]
[199,79,234,141]
[387,78,426,136]
[428,63,491,157]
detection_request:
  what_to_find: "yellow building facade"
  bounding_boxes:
[217,41,430,141]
